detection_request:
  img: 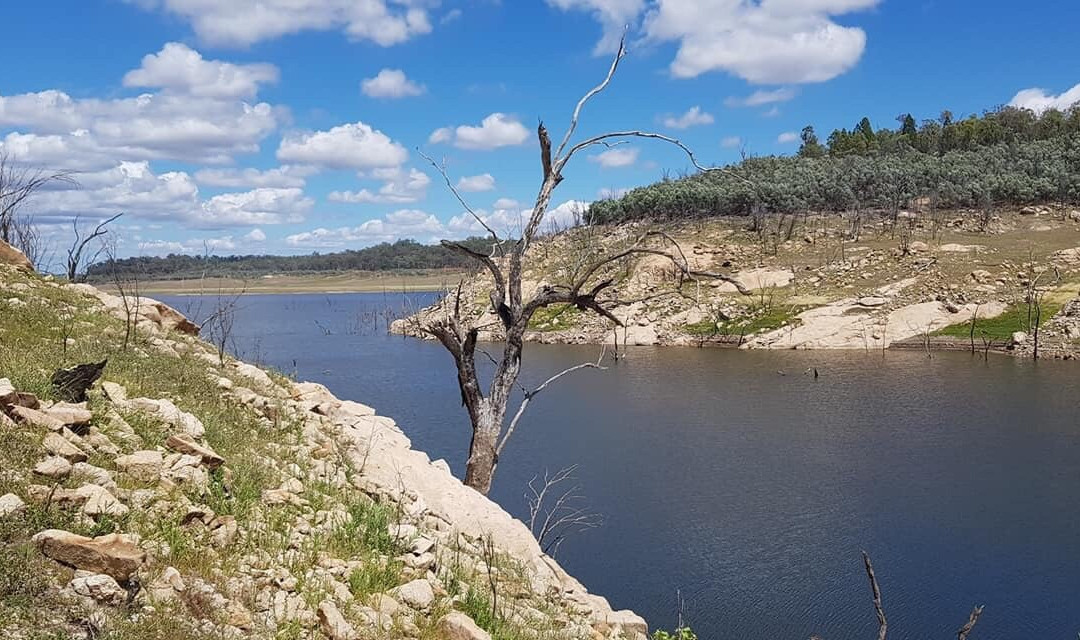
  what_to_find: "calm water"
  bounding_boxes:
[164,292,1080,640]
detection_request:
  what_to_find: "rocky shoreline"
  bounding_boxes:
[0,263,646,639]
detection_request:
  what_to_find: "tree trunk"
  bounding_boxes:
[465,416,499,495]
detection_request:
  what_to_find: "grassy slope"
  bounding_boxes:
[0,267,585,640]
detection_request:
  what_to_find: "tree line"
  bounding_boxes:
[587,105,1080,224]
[84,237,506,281]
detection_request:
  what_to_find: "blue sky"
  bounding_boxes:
[1,0,1077,258]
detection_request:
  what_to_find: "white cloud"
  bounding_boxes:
[589,147,639,168]
[777,131,799,144]
[1009,83,1080,114]
[643,0,879,83]
[286,209,444,247]
[123,42,279,99]
[0,89,280,167]
[245,228,267,242]
[546,0,646,54]
[194,187,313,227]
[662,106,714,129]
[447,199,588,237]
[361,68,425,98]
[138,229,267,255]
[456,173,496,192]
[127,0,435,48]
[762,106,782,118]
[431,113,530,150]
[720,135,742,148]
[194,165,315,188]
[725,87,798,108]
[277,121,407,170]
[328,167,430,204]
[493,197,520,209]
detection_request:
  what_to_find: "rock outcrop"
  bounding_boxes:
[0,239,33,271]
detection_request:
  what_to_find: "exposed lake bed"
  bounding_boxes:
[164,292,1080,640]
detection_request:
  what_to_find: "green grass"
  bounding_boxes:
[933,302,1062,341]
[685,305,804,337]
[528,304,582,332]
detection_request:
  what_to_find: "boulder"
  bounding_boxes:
[438,612,492,640]
[114,450,163,483]
[147,566,186,603]
[0,378,16,407]
[77,484,129,518]
[392,578,435,610]
[33,456,73,479]
[11,406,65,431]
[43,432,88,463]
[0,239,33,271]
[70,572,127,606]
[317,601,358,640]
[44,402,93,428]
[128,398,205,439]
[1011,331,1028,347]
[100,381,128,405]
[0,492,26,517]
[32,530,146,581]
[166,433,225,469]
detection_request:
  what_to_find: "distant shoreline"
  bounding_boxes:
[94,271,461,295]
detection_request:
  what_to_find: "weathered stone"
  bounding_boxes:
[147,566,186,603]
[0,492,26,517]
[26,484,88,507]
[317,601,358,640]
[33,456,73,479]
[0,378,16,407]
[392,578,434,610]
[70,572,127,606]
[262,488,305,507]
[0,239,33,271]
[11,405,65,431]
[438,611,492,640]
[209,516,238,548]
[72,462,116,489]
[127,397,206,439]
[161,453,208,489]
[77,484,129,518]
[114,450,163,483]
[44,402,93,428]
[43,432,88,463]
[100,381,128,405]
[32,529,145,581]
[1011,331,1029,347]
[166,433,224,469]
[857,296,887,308]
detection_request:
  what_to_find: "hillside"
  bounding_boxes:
[0,258,646,639]
[83,238,504,283]
[395,206,1080,358]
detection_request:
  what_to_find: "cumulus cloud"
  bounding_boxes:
[194,165,315,188]
[589,147,639,168]
[286,209,445,247]
[725,87,798,108]
[720,135,742,148]
[777,131,799,144]
[193,187,313,227]
[138,229,267,255]
[643,0,879,83]
[328,167,430,204]
[277,122,407,170]
[0,89,280,168]
[126,0,435,47]
[245,228,267,242]
[492,197,520,209]
[361,68,425,98]
[1009,83,1080,114]
[123,42,279,99]
[662,106,714,129]
[456,173,496,192]
[430,113,530,150]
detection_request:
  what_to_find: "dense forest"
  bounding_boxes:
[587,105,1080,224]
[84,237,502,281]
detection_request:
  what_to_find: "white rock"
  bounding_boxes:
[317,601,358,640]
[438,611,492,640]
[34,456,73,479]
[0,493,26,517]
[392,578,434,610]
[70,572,128,606]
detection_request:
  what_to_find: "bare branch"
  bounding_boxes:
[67,212,122,282]
[862,551,887,640]
[554,31,628,162]
[418,149,502,247]
[956,605,984,640]
[498,347,607,456]
[525,465,603,557]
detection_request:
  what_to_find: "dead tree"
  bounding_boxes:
[526,464,603,557]
[416,34,750,495]
[856,552,983,640]
[66,213,122,282]
[0,151,76,257]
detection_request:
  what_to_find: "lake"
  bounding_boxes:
[163,292,1080,640]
